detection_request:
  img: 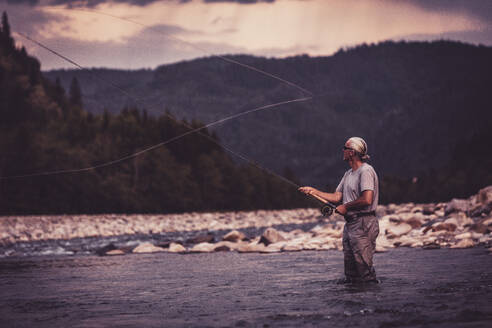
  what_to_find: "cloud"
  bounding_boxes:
[19,18,246,70]
[406,0,492,27]
[1,0,275,7]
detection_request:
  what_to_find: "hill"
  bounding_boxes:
[45,41,492,201]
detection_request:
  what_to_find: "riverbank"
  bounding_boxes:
[1,186,491,257]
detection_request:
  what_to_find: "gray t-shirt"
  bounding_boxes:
[335,163,379,215]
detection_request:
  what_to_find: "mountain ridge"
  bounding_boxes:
[44,40,492,192]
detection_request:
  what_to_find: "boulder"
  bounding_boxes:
[451,238,475,249]
[214,245,231,252]
[261,242,286,253]
[404,216,423,229]
[168,242,186,253]
[96,243,117,256]
[478,186,492,206]
[433,222,457,232]
[445,199,469,215]
[385,223,412,238]
[422,242,441,250]
[394,235,420,247]
[259,228,286,246]
[469,223,489,234]
[132,242,166,254]
[282,240,304,252]
[236,241,267,253]
[423,204,436,215]
[483,217,492,226]
[375,244,388,253]
[222,230,246,243]
[190,242,215,253]
[213,241,238,252]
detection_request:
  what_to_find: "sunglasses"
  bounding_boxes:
[343,146,353,151]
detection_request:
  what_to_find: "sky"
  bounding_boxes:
[1,0,491,71]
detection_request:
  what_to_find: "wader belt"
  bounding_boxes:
[344,211,376,222]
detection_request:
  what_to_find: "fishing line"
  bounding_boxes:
[44,6,313,97]
[2,31,311,188]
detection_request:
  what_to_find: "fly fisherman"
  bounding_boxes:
[299,137,379,283]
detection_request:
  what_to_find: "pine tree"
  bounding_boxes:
[1,12,14,52]
[69,77,83,108]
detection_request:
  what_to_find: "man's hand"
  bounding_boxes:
[298,186,318,195]
[336,204,348,216]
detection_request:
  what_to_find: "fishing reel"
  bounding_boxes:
[320,204,334,217]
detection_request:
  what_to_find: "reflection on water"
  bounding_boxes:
[1,248,492,327]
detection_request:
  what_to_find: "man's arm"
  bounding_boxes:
[335,190,373,215]
[298,186,342,204]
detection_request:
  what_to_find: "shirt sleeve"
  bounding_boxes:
[360,168,375,192]
[336,172,346,193]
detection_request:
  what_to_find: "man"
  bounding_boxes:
[299,137,379,283]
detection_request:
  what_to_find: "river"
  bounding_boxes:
[1,247,491,327]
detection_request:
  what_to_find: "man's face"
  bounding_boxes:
[343,141,354,161]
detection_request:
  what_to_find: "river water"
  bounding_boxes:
[1,247,491,327]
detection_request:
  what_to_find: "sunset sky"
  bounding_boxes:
[1,0,491,70]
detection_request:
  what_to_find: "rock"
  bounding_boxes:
[469,223,489,234]
[168,242,186,253]
[422,242,440,250]
[405,216,423,229]
[451,238,475,249]
[259,228,286,246]
[96,243,117,256]
[261,242,286,253]
[445,199,469,215]
[423,204,436,215]
[469,203,492,217]
[394,235,420,247]
[132,242,166,254]
[189,242,215,253]
[385,223,412,238]
[105,249,125,256]
[236,241,267,253]
[483,217,492,226]
[455,232,472,240]
[386,204,398,214]
[375,244,388,252]
[213,241,238,252]
[186,233,214,244]
[222,230,246,243]
[433,223,457,232]
[214,245,231,252]
[282,240,304,252]
[443,217,459,226]
[478,186,492,206]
